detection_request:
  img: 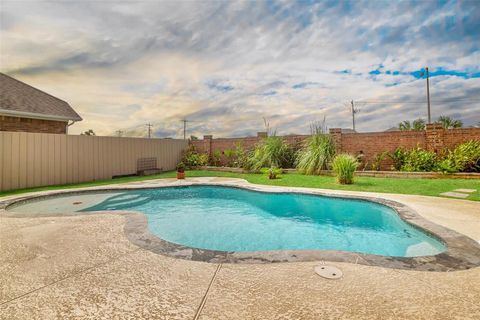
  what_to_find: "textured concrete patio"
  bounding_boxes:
[1,177,480,319]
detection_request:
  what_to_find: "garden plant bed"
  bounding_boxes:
[197,166,480,179]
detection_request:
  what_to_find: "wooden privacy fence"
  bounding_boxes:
[0,132,188,192]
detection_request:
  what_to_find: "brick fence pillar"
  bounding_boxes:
[203,135,213,157]
[425,123,444,152]
[329,128,343,153]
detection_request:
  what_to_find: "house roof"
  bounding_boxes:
[0,73,82,122]
[384,126,401,132]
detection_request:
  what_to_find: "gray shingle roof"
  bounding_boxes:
[0,73,82,121]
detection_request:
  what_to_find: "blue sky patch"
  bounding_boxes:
[292,82,317,89]
[207,81,234,92]
[261,90,278,96]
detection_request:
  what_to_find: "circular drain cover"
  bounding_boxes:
[314,265,343,279]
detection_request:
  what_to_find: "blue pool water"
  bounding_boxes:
[79,186,446,257]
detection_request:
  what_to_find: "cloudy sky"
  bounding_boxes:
[1,0,479,138]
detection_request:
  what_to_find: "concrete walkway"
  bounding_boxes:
[1,178,480,319]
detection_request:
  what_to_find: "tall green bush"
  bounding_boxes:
[245,136,292,172]
[388,147,407,170]
[296,126,336,175]
[439,140,480,173]
[389,142,480,173]
[182,145,209,167]
[233,142,248,168]
[209,150,221,166]
[222,143,248,168]
[400,147,437,172]
[332,154,358,184]
[371,151,388,171]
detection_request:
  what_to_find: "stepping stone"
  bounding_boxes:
[453,189,477,193]
[440,192,470,199]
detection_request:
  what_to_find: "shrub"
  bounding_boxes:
[435,158,457,173]
[209,150,221,166]
[388,147,407,171]
[246,136,292,172]
[371,151,388,171]
[223,143,248,168]
[197,154,209,166]
[283,142,299,169]
[176,162,185,172]
[332,154,358,184]
[439,140,480,173]
[401,147,437,172]
[182,145,209,167]
[233,143,248,168]
[296,127,336,175]
[223,148,236,167]
[260,166,283,179]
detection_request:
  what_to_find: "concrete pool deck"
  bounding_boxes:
[1,177,480,319]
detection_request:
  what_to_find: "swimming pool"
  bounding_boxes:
[7,185,446,257]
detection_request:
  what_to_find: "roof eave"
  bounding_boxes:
[0,108,82,122]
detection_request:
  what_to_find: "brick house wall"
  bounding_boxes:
[191,126,480,170]
[0,115,67,134]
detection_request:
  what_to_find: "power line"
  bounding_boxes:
[355,99,480,104]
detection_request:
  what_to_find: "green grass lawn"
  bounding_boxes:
[1,170,479,201]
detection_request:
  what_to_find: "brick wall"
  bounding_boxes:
[190,127,480,170]
[332,130,426,169]
[0,116,67,134]
[443,127,480,148]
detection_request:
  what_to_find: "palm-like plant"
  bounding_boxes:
[398,120,412,131]
[296,129,336,175]
[399,118,425,131]
[437,116,463,129]
[246,136,291,172]
[412,118,426,130]
[332,154,358,184]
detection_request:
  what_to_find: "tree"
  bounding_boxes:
[398,118,425,131]
[437,116,463,129]
[398,120,412,131]
[81,129,96,136]
[412,118,426,130]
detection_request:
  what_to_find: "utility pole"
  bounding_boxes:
[180,119,190,140]
[350,100,360,131]
[146,123,153,139]
[426,67,431,123]
[420,67,432,123]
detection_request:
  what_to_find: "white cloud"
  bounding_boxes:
[1,0,479,137]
